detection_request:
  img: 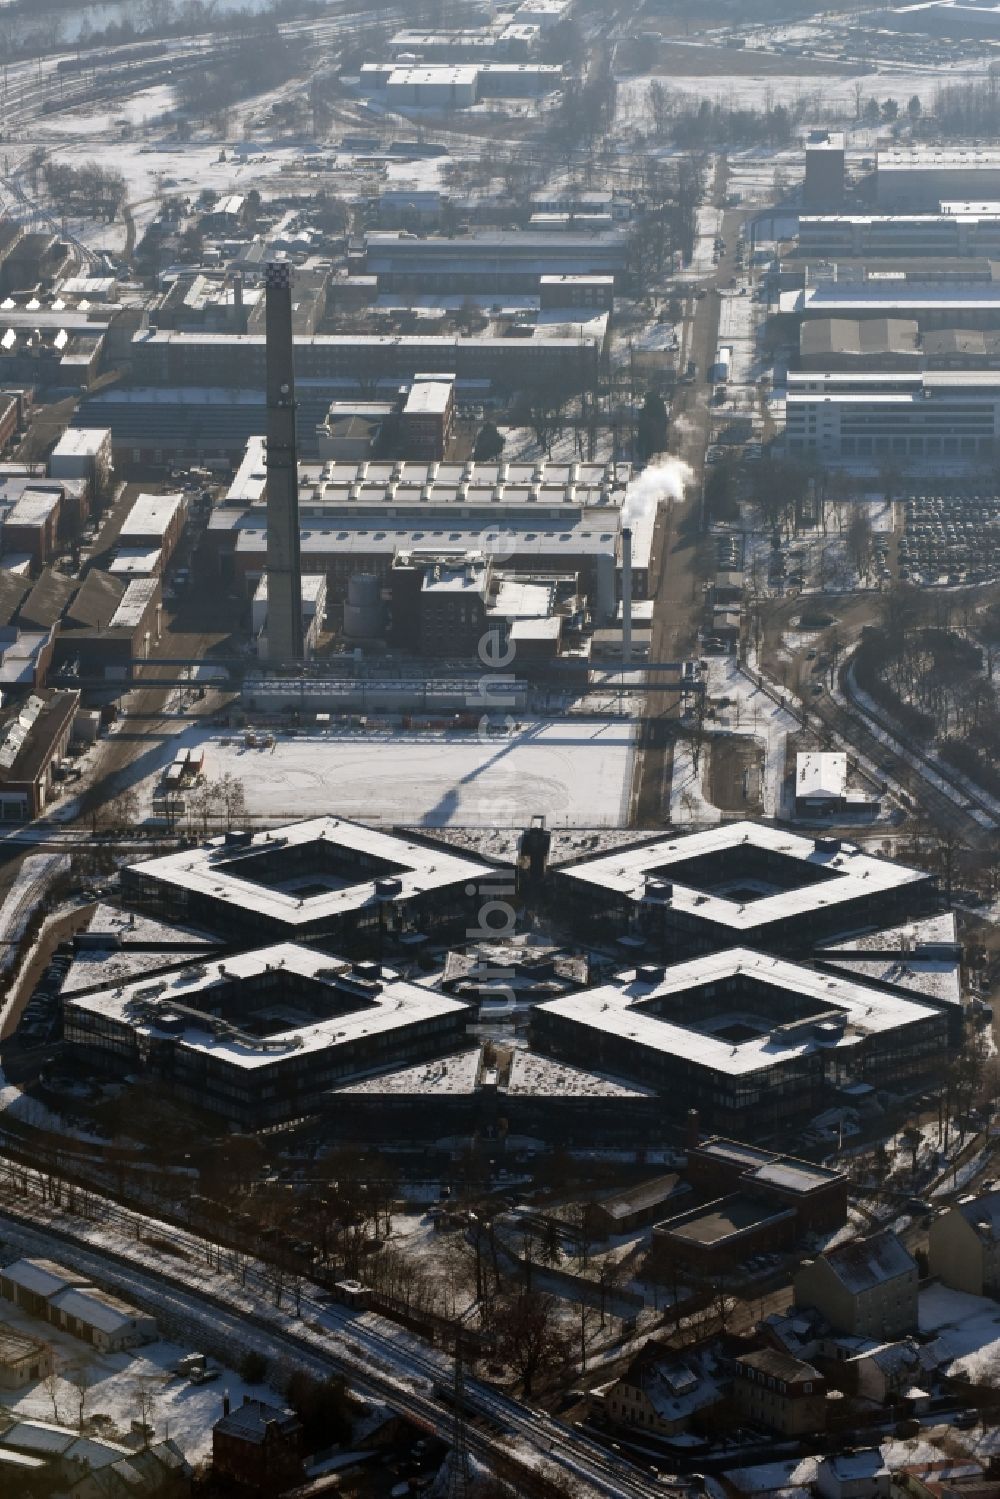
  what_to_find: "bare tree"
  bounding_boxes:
[495,1291,570,1397]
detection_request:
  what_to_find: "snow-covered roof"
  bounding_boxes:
[338,1048,481,1095]
[954,1188,1000,1239]
[820,912,962,1008]
[108,577,158,630]
[64,942,468,1071]
[109,546,162,577]
[817,1451,889,1482]
[816,1230,916,1294]
[50,428,109,457]
[215,1399,298,1443]
[0,1257,86,1299]
[5,490,60,527]
[724,1457,820,1495]
[124,815,488,930]
[49,1285,148,1335]
[119,491,185,540]
[403,380,453,415]
[534,950,941,1077]
[796,751,847,801]
[504,1049,652,1097]
[557,820,931,933]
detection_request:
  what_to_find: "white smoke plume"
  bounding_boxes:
[621,455,694,528]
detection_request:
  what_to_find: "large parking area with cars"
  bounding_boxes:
[900,493,1000,587]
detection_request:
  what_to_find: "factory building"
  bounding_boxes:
[0,688,80,820]
[120,816,494,949]
[530,948,948,1138]
[362,60,563,107]
[48,428,112,498]
[785,370,1000,459]
[876,148,1000,209]
[112,490,187,577]
[399,375,456,459]
[251,572,326,658]
[551,822,937,959]
[208,444,644,622]
[797,318,922,372]
[62,942,473,1129]
[798,209,1000,259]
[803,131,846,210]
[384,64,479,108]
[785,282,1000,330]
[2,488,62,567]
[357,228,627,293]
[882,1,1000,39]
[130,327,601,396]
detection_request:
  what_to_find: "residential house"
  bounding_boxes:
[928,1189,1000,1296]
[844,1337,937,1406]
[731,1348,826,1436]
[794,1231,918,1339]
[815,1450,891,1499]
[602,1342,725,1437]
[213,1395,303,1492]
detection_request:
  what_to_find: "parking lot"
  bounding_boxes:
[900,493,1000,587]
[17,948,71,1046]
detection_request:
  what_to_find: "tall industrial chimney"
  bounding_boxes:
[621,526,633,668]
[263,261,303,665]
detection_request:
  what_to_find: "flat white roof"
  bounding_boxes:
[232,516,628,562]
[509,616,561,640]
[403,381,453,415]
[879,147,1000,170]
[119,491,184,540]
[65,941,468,1070]
[253,573,326,604]
[800,212,1000,226]
[796,752,848,801]
[535,948,941,1076]
[50,428,109,456]
[388,65,479,84]
[127,815,488,928]
[558,820,930,931]
[490,579,554,619]
[109,547,161,577]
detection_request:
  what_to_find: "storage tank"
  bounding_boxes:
[343,573,384,639]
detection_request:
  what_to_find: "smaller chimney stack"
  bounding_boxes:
[223,1391,230,1417]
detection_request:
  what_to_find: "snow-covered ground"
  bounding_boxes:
[700,655,797,818]
[14,136,314,255]
[617,65,985,122]
[131,719,637,828]
[920,1282,1000,1386]
[0,1293,279,1463]
[670,738,721,826]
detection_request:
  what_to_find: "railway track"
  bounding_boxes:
[0,1150,669,1498]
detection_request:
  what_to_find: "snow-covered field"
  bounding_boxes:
[618,66,984,121]
[134,719,636,828]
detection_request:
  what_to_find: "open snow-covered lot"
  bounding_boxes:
[0,1293,279,1464]
[136,719,636,828]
